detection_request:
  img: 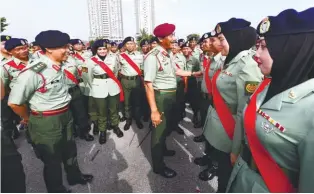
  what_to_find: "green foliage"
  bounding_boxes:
[186,33,200,41]
[136,28,153,44]
[1,17,9,32]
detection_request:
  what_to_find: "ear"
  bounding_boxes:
[45,48,53,54]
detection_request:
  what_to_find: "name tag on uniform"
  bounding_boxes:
[222,71,233,76]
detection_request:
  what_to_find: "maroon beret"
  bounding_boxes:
[153,23,176,38]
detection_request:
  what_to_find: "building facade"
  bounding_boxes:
[87,0,124,41]
[135,0,155,35]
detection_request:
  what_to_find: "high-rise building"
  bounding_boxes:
[135,0,155,35]
[87,0,124,41]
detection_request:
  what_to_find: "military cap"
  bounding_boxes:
[140,39,150,47]
[150,36,158,44]
[4,38,27,51]
[1,35,11,42]
[257,8,314,37]
[188,36,199,42]
[198,32,213,44]
[180,41,190,48]
[31,41,39,46]
[92,39,108,49]
[69,39,83,45]
[103,39,110,44]
[21,38,29,45]
[35,30,70,48]
[153,23,175,38]
[171,40,178,44]
[122,36,135,45]
[211,18,251,37]
[111,41,118,46]
[118,43,123,49]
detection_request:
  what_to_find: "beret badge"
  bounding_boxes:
[259,17,271,34]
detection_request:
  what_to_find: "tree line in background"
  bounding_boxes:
[1,17,9,32]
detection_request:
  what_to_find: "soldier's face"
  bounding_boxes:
[171,43,178,54]
[209,37,223,54]
[151,42,158,49]
[9,45,29,59]
[202,38,213,52]
[97,47,108,57]
[182,47,190,56]
[160,33,175,49]
[255,39,273,76]
[218,34,229,56]
[46,45,69,62]
[189,40,197,49]
[73,43,83,51]
[111,46,118,53]
[141,45,150,54]
[125,41,135,52]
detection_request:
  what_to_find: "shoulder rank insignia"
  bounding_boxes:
[30,62,47,73]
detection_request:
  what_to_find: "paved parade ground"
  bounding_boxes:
[15,108,217,193]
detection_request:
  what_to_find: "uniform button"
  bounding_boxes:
[237,162,241,167]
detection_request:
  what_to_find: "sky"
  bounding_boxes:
[1,0,313,42]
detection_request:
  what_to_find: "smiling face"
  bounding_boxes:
[46,45,69,62]
[97,47,108,57]
[255,39,273,76]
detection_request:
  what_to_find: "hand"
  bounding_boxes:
[192,71,203,77]
[20,118,29,125]
[230,153,238,166]
[151,110,163,127]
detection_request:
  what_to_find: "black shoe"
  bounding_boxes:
[153,167,177,178]
[198,165,218,181]
[80,133,94,142]
[93,122,99,135]
[136,120,144,129]
[194,155,211,166]
[181,111,186,119]
[68,174,94,186]
[113,127,124,138]
[194,122,202,128]
[120,116,127,122]
[99,132,106,144]
[193,134,205,142]
[124,119,132,131]
[175,127,184,135]
[12,128,20,139]
[192,115,197,124]
[164,149,176,157]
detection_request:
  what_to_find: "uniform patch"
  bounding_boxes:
[82,67,88,73]
[245,81,259,96]
[259,17,270,34]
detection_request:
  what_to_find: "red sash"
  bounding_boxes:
[64,69,79,85]
[120,53,142,77]
[212,69,235,139]
[73,53,85,62]
[244,78,295,193]
[7,60,26,70]
[91,57,124,102]
[204,58,212,95]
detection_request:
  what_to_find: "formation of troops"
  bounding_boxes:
[1,7,314,193]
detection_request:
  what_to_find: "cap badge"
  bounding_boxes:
[259,17,270,34]
[216,24,221,34]
[204,34,208,38]
[211,30,216,36]
[131,37,134,41]
[6,36,10,40]
[21,40,25,45]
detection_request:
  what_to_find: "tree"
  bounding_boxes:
[186,33,200,41]
[136,28,153,44]
[1,17,9,32]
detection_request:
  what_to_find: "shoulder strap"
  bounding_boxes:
[20,62,48,93]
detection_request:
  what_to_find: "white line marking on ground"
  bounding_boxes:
[89,143,96,155]
[173,138,193,160]
[87,182,91,193]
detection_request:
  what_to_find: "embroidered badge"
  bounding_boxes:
[82,67,88,73]
[52,64,61,71]
[245,81,259,96]
[259,17,270,34]
[6,36,10,40]
[261,121,274,133]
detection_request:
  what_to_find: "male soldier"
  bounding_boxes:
[30,41,45,59]
[118,37,144,130]
[181,41,202,127]
[177,39,185,48]
[118,43,125,53]
[1,79,26,193]
[110,41,119,54]
[140,39,150,55]
[1,38,31,139]
[1,35,12,62]
[150,36,158,49]
[8,30,93,192]
[70,39,93,59]
[144,23,201,178]
[188,36,202,60]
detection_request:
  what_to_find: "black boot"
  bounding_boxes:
[93,121,99,135]
[99,131,106,144]
[193,134,205,142]
[113,126,124,138]
[198,162,218,181]
[124,119,132,131]
[175,126,184,135]
[80,132,94,142]
[12,127,20,139]
[194,155,211,166]
[68,174,94,186]
[120,116,127,122]
[136,120,144,129]
[153,167,177,178]
[164,149,176,157]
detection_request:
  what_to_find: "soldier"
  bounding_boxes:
[83,39,124,144]
[1,35,12,62]
[70,39,93,59]
[118,36,144,130]
[181,41,202,128]
[227,8,314,193]
[202,19,262,192]
[177,38,185,48]
[140,39,150,55]
[144,23,202,178]
[1,38,31,139]
[1,79,26,193]
[30,41,45,59]
[150,36,159,49]
[8,30,93,192]
[118,43,125,53]
[188,36,202,60]
[110,41,119,54]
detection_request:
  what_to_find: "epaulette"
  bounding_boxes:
[29,62,47,73]
[144,49,160,60]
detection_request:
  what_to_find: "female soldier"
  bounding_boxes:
[227,8,314,193]
[84,39,124,144]
[202,18,263,192]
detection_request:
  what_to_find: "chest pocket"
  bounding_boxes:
[45,79,64,94]
[157,55,174,75]
[10,69,21,78]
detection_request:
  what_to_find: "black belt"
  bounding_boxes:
[121,74,138,80]
[68,85,80,93]
[94,74,109,79]
[77,78,84,83]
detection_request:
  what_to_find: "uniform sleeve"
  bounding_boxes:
[0,65,10,88]
[232,59,262,155]
[82,59,94,87]
[298,127,314,192]
[8,70,40,105]
[144,54,157,82]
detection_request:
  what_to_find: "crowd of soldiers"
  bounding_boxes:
[1,6,314,193]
